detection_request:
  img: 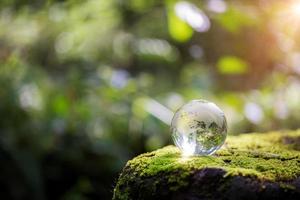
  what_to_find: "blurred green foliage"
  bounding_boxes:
[1,0,300,199]
[217,56,248,74]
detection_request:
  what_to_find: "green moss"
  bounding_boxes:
[113,130,300,200]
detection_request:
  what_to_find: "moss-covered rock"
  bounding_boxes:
[113,131,300,200]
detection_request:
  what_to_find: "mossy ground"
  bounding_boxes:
[113,130,300,200]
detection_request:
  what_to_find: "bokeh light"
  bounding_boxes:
[1,0,300,199]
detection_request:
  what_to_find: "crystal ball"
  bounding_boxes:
[171,99,227,156]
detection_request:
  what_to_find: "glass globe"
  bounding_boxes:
[171,99,227,156]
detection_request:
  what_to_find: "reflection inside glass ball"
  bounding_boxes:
[171,99,227,156]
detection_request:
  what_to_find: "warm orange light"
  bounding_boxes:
[290,0,300,17]
[274,0,300,51]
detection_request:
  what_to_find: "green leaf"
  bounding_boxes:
[217,56,248,75]
[216,7,255,33]
[52,95,69,117]
[167,2,193,42]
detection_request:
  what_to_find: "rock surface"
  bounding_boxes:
[113,131,300,200]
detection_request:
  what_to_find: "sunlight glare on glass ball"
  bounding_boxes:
[171,99,227,156]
